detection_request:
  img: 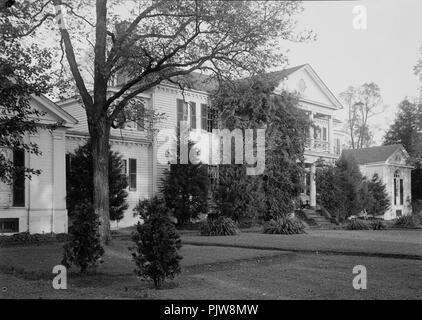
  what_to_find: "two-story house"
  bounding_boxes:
[0,63,347,233]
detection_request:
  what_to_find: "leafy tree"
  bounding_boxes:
[317,154,365,221]
[316,164,346,221]
[214,165,264,222]
[212,75,309,220]
[130,197,182,289]
[1,0,310,243]
[364,173,391,217]
[0,25,53,183]
[66,141,128,222]
[335,153,365,218]
[339,83,383,149]
[161,142,210,226]
[414,44,422,100]
[383,98,422,200]
[62,201,105,273]
[384,99,422,157]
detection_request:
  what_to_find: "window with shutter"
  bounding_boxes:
[129,158,137,191]
[201,104,207,130]
[177,99,184,127]
[190,102,196,129]
[13,149,25,207]
[207,108,217,133]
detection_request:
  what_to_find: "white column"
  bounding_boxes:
[310,163,316,208]
[52,130,66,233]
[328,115,334,154]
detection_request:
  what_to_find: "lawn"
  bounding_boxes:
[182,229,422,259]
[0,230,421,299]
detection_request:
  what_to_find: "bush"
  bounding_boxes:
[317,154,366,221]
[130,197,182,289]
[62,202,105,273]
[0,232,69,247]
[214,166,264,222]
[393,215,421,228]
[262,216,305,235]
[213,78,309,222]
[200,216,239,236]
[161,159,210,226]
[345,219,370,230]
[66,141,128,222]
[370,219,387,230]
[364,174,391,217]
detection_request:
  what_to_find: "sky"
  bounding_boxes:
[282,0,422,144]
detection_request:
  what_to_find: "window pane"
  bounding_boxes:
[129,158,137,191]
[201,104,207,130]
[122,160,127,175]
[177,99,184,126]
[400,179,403,205]
[190,102,196,129]
[0,218,19,233]
[394,179,397,205]
[13,149,25,207]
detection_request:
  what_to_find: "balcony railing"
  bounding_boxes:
[305,139,330,153]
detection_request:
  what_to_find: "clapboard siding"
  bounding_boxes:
[152,85,209,190]
[59,84,210,229]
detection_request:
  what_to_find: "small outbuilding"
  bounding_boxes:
[342,144,413,220]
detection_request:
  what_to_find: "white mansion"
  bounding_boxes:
[0,64,412,234]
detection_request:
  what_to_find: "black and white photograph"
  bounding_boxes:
[0,0,421,307]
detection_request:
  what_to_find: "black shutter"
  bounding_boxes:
[177,99,184,127]
[201,104,207,130]
[129,158,137,191]
[13,149,25,207]
[190,102,196,129]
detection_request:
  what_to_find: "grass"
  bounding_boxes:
[1,250,421,299]
[0,240,282,279]
[1,230,421,299]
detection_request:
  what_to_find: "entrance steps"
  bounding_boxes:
[301,207,338,229]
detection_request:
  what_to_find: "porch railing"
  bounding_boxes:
[305,139,330,153]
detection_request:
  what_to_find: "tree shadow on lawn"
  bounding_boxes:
[0,240,287,294]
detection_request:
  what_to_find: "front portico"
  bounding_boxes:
[273,64,346,209]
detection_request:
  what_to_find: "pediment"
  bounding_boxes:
[274,64,343,110]
[387,147,409,165]
[30,95,77,127]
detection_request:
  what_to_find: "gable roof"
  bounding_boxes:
[184,65,308,93]
[169,64,336,97]
[32,94,78,127]
[265,64,307,81]
[341,144,405,165]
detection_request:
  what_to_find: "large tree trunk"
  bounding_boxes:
[90,115,111,244]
